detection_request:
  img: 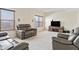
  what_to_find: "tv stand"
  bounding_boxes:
[49,26,64,32]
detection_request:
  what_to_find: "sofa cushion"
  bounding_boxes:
[25,28,32,31]
[25,31,33,35]
[57,33,69,39]
[68,34,78,41]
[17,24,31,30]
[53,37,72,45]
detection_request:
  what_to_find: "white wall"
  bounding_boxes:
[5,8,45,38]
[45,11,79,31]
[4,9,79,38]
[15,8,45,30]
[77,11,79,26]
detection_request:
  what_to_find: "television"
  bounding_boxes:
[51,21,60,27]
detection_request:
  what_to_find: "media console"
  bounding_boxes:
[49,26,64,32]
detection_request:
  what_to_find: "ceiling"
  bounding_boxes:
[31,8,79,13]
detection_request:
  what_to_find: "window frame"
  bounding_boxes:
[0,8,15,31]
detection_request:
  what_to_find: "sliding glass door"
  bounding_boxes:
[34,15,43,32]
[34,15,43,28]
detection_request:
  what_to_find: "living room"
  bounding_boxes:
[0,8,79,50]
[5,8,79,37]
[1,0,79,59]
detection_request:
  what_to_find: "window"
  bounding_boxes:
[34,15,43,28]
[0,8,15,31]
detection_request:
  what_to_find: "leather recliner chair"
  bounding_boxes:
[16,24,37,40]
[0,32,29,50]
[52,27,79,50]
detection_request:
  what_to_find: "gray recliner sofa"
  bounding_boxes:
[52,27,79,50]
[0,32,29,50]
[16,24,37,40]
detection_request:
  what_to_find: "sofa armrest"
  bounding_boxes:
[16,30,25,39]
[57,33,70,39]
[52,37,72,45]
[10,42,29,50]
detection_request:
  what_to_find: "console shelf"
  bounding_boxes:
[49,26,64,32]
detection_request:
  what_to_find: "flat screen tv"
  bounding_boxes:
[51,21,60,27]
